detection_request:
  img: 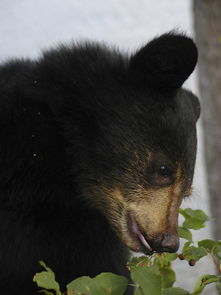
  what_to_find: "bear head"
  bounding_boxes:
[60,33,200,254]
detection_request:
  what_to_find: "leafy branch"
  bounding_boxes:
[33,208,221,295]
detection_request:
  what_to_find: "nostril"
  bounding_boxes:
[160,234,179,253]
[151,234,179,253]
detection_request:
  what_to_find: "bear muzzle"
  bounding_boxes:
[148,233,180,253]
[128,213,179,254]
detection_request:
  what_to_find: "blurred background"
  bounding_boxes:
[0,0,220,294]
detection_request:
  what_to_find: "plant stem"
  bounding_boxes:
[209,253,221,274]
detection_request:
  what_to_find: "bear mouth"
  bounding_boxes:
[128,213,153,254]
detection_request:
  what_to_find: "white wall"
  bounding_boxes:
[0,0,215,293]
[0,0,195,61]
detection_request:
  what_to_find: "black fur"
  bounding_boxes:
[129,32,198,89]
[0,33,199,294]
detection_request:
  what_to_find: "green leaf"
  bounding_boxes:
[33,272,61,295]
[179,208,189,219]
[154,254,169,269]
[198,239,217,251]
[212,245,221,260]
[179,208,209,230]
[67,272,128,295]
[216,282,221,293]
[163,287,190,295]
[198,239,217,252]
[33,261,61,295]
[127,256,151,270]
[154,253,178,269]
[182,242,192,253]
[182,245,207,261]
[39,261,54,274]
[178,227,193,241]
[182,218,204,230]
[131,266,162,295]
[182,209,209,223]
[192,274,219,295]
[164,253,179,262]
[160,266,176,289]
[134,287,143,295]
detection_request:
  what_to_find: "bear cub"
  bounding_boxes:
[0,32,200,295]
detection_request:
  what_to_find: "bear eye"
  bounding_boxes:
[148,163,175,186]
[157,165,173,177]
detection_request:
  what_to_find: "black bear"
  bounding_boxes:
[0,32,200,294]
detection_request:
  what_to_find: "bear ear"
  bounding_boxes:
[128,32,198,90]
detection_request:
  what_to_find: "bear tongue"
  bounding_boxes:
[130,215,152,251]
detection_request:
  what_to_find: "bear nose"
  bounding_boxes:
[151,234,179,253]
